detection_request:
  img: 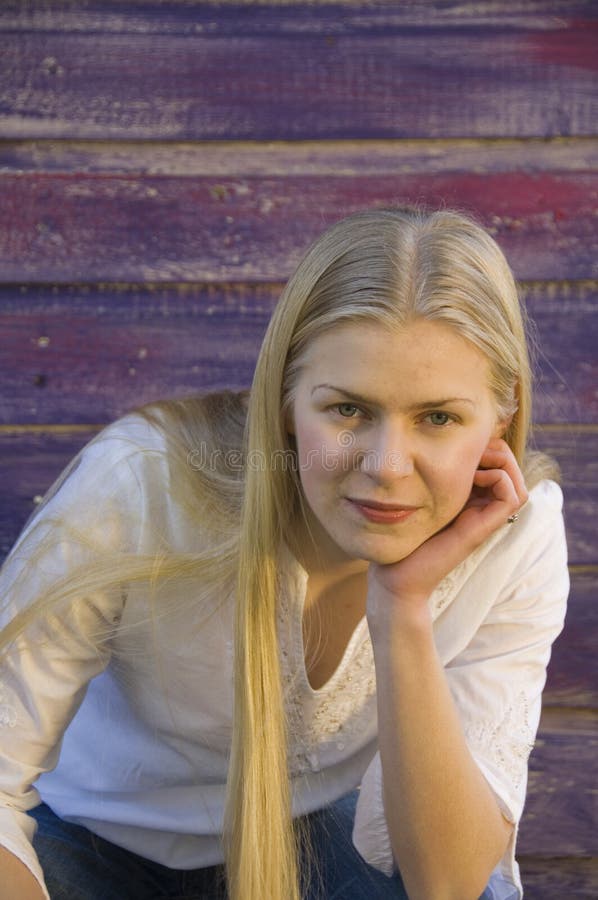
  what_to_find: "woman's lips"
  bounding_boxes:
[347,499,417,524]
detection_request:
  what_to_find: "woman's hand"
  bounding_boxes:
[367,438,528,630]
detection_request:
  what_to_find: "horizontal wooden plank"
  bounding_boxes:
[519,708,598,856]
[3,2,596,34]
[1,9,596,140]
[522,282,598,426]
[533,429,598,566]
[0,172,597,282]
[0,428,99,560]
[0,283,270,424]
[0,282,596,425]
[518,857,598,898]
[2,137,598,177]
[542,572,598,708]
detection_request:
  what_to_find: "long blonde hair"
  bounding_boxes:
[1,207,556,900]
[225,206,557,900]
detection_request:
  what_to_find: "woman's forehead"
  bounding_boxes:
[296,320,494,406]
[301,319,486,367]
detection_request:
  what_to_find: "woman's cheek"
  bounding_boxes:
[436,446,482,513]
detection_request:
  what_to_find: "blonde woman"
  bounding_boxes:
[0,209,568,900]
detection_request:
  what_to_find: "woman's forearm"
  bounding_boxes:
[0,845,46,900]
[371,604,512,900]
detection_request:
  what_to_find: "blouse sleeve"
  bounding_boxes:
[0,416,167,898]
[353,480,569,876]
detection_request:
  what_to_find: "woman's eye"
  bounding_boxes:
[426,411,452,426]
[336,403,360,418]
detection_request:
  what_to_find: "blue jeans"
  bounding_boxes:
[30,792,492,899]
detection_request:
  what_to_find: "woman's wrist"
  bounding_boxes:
[366,587,434,649]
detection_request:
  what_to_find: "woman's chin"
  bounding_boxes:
[349,536,422,567]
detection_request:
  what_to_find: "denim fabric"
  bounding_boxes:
[30,792,492,899]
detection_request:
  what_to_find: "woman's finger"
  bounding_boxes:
[477,441,528,506]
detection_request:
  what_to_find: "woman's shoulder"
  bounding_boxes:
[514,479,565,546]
[87,411,171,460]
[455,479,566,595]
[523,478,564,518]
[490,478,568,582]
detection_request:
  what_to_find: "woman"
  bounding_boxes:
[0,208,568,900]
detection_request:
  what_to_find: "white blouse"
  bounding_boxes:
[0,414,569,900]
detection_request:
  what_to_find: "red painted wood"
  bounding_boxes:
[1,6,596,140]
[0,172,596,282]
[0,282,596,426]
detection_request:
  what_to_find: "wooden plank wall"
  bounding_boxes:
[1,2,597,896]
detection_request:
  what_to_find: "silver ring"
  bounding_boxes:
[507,513,519,524]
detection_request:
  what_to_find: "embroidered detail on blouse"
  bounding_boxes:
[463,690,534,789]
[0,684,17,728]
[428,524,510,620]
[284,635,377,775]
[430,569,460,616]
[276,555,377,776]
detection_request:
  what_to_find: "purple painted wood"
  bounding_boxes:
[0,283,272,424]
[518,711,598,856]
[3,1,596,34]
[0,172,597,282]
[541,571,598,708]
[518,857,598,899]
[0,428,97,559]
[533,429,598,567]
[2,137,597,178]
[523,282,598,427]
[0,283,596,425]
[1,5,597,140]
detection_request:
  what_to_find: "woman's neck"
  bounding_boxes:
[285,510,368,585]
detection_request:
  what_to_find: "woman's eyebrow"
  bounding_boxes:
[311,383,475,409]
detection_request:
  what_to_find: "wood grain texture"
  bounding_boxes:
[2,137,598,177]
[519,857,598,898]
[1,282,596,425]
[0,172,597,282]
[533,428,598,566]
[1,4,597,140]
[519,709,598,856]
[3,1,597,32]
[541,572,598,708]
[0,427,98,559]
[0,283,272,424]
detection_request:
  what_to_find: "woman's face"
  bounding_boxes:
[286,319,506,568]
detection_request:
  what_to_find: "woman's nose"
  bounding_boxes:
[357,423,414,481]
